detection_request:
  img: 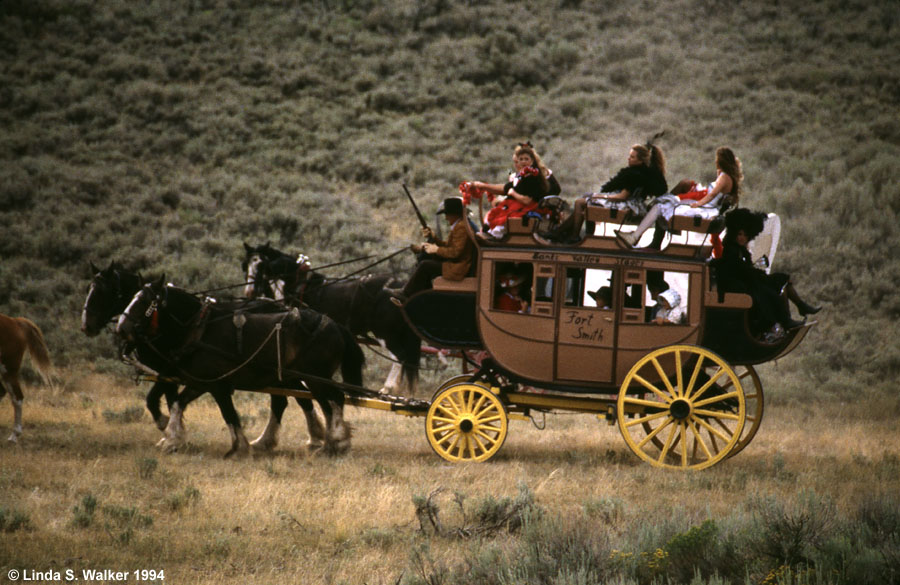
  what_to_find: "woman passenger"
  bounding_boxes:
[715,208,821,340]
[535,142,667,245]
[616,146,740,249]
[468,143,555,240]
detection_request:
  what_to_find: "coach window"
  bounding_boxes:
[564,267,614,308]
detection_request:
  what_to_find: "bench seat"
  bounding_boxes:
[432,276,477,292]
[584,206,639,225]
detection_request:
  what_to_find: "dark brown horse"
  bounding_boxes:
[0,314,54,443]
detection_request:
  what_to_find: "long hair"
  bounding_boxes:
[716,146,743,200]
[514,142,550,193]
[631,142,667,178]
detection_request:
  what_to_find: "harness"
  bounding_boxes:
[129,293,315,385]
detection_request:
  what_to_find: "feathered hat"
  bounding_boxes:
[724,208,768,241]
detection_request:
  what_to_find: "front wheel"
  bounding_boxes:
[617,345,746,470]
[425,383,508,463]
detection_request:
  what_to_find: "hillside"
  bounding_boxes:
[1,0,899,397]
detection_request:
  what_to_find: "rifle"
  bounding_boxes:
[402,184,437,262]
[402,183,429,231]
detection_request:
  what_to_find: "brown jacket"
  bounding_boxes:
[434,219,474,281]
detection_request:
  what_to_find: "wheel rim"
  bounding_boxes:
[618,345,746,470]
[434,374,484,396]
[726,365,764,458]
[426,383,508,463]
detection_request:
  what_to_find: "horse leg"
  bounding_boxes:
[295,397,325,453]
[250,394,287,451]
[324,399,352,455]
[4,375,24,443]
[381,360,403,395]
[209,389,250,459]
[159,386,202,452]
[311,384,351,456]
[146,381,177,431]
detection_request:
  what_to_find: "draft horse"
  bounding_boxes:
[0,314,54,443]
[84,262,331,455]
[83,261,179,432]
[116,276,364,456]
[243,242,421,395]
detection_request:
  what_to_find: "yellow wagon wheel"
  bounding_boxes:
[640,363,763,458]
[426,383,508,463]
[617,345,746,470]
[725,365,764,458]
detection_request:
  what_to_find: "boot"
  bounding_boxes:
[795,300,821,316]
[614,230,638,247]
[648,228,665,250]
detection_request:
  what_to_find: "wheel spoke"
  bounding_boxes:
[430,423,456,434]
[650,357,677,398]
[685,354,705,399]
[622,396,671,410]
[624,410,670,429]
[674,349,684,397]
[636,417,674,449]
[471,433,490,454]
[474,428,499,445]
[440,397,461,416]
[694,390,740,409]
[471,394,488,417]
[695,415,734,444]
[680,423,688,467]
[688,419,713,460]
[693,408,741,421]
[691,367,727,401]
[476,413,502,425]
[631,374,672,403]
[431,414,456,424]
[466,435,478,459]
[658,422,679,463]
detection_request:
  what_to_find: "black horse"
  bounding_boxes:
[116,276,363,456]
[84,262,336,455]
[243,243,422,395]
[82,261,180,432]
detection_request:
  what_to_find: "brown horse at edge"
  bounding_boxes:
[0,313,54,443]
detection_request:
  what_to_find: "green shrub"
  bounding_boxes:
[0,506,32,532]
[72,493,98,528]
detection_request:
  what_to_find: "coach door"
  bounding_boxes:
[554,264,617,384]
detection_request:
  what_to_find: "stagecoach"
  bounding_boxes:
[396,205,815,470]
[96,201,814,470]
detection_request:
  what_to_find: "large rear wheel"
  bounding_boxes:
[426,383,508,463]
[617,345,746,470]
[726,365,764,458]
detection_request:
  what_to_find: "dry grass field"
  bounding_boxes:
[2,360,898,585]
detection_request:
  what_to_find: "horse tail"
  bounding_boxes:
[16,318,54,387]
[338,324,365,387]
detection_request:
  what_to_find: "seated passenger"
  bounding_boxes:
[616,146,741,249]
[587,286,612,309]
[392,197,475,303]
[494,268,529,313]
[467,142,555,240]
[652,289,684,325]
[535,140,667,245]
[714,208,821,341]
